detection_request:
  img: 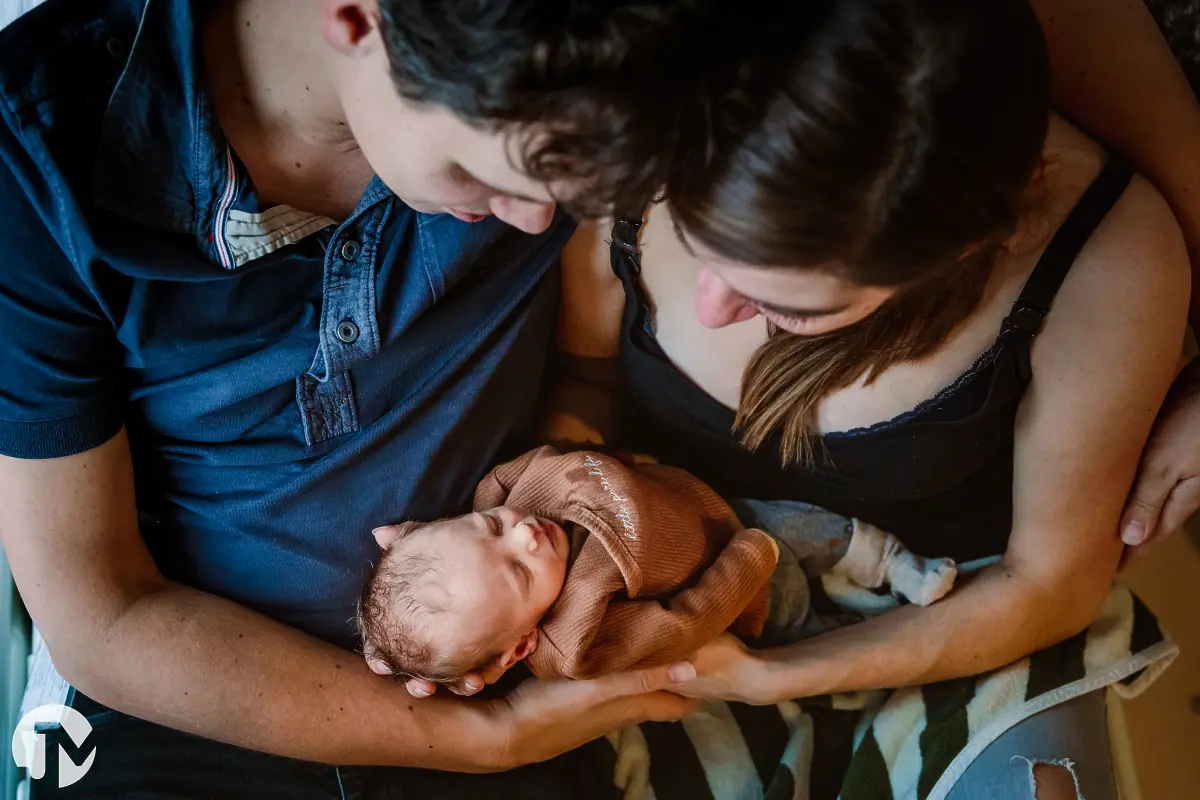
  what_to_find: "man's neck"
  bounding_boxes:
[203,0,374,220]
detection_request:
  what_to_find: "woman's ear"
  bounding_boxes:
[497,630,539,670]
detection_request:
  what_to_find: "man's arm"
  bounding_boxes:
[0,429,694,769]
[1037,0,1200,320]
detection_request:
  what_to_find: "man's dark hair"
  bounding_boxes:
[376,0,760,217]
[1147,0,1200,96]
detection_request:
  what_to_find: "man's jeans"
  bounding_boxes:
[31,690,619,800]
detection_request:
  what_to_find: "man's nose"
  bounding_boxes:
[694,268,760,329]
[490,196,557,235]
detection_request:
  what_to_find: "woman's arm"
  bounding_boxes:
[537,219,628,448]
[678,175,1190,704]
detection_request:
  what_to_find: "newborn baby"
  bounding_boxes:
[358,446,956,684]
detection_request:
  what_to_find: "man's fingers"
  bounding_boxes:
[446,674,485,697]
[590,662,697,703]
[1120,466,1172,546]
[405,677,437,698]
[1154,477,1200,542]
[631,691,699,723]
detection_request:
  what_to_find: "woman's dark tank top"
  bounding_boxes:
[612,157,1133,562]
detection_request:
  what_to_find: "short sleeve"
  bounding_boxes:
[0,120,125,458]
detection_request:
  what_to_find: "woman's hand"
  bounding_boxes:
[475,662,700,770]
[670,634,779,706]
[1121,357,1200,558]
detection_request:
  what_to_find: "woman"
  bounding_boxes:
[549,0,1186,797]
[405,0,1199,796]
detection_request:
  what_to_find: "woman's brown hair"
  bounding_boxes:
[665,0,1051,464]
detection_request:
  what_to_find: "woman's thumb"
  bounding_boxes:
[599,662,696,700]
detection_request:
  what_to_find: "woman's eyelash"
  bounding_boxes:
[757,305,818,325]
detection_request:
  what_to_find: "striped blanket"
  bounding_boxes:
[604,565,1176,800]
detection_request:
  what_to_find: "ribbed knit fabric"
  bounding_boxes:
[474,446,776,679]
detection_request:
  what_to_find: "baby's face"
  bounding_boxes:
[399,506,570,665]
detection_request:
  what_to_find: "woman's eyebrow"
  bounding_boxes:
[670,217,697,256]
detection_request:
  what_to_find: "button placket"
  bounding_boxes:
[296,210,385,446]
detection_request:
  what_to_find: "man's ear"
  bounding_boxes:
[497,630,539,670]
[373,521,421,550]
[318,0,381,56]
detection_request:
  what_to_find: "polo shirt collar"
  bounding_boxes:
[92,0,227,241]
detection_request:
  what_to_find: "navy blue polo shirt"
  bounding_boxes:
[0,0,573,648]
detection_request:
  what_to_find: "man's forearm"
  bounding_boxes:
[1037,0,1200,323]
[757,563,1109,700]
[59,580,499,770]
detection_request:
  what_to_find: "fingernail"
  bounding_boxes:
[1122,520,1147,546]
[669,662,696,683]
[410,686,432,698]
[464,677,483,692]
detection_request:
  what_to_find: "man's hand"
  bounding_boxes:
[1121,357,1200,557]
[478,663,699,769]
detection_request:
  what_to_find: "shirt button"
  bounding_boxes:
[335,319,360,344]
[340,240,361,260]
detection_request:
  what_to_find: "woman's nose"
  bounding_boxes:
[694,268,761,329]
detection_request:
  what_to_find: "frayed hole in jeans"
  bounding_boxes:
[1011,756,1086,800]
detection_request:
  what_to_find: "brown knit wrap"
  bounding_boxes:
[474,446,775,679]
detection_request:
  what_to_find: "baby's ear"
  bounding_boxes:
[372,526,402,549]
[497,630,539,670]
[373,521,422,550]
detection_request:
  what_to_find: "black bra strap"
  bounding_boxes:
[1000,155,1134,341]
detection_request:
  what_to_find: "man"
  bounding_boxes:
[0,0,740,796]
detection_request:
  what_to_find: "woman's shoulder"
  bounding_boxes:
[1030,126,1190,389]
[1037,119,1189,316]
[1049,165,1189,339]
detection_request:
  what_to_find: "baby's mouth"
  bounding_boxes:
[537,519,568,560]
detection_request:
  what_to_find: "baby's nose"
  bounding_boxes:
[515,519,540,552]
